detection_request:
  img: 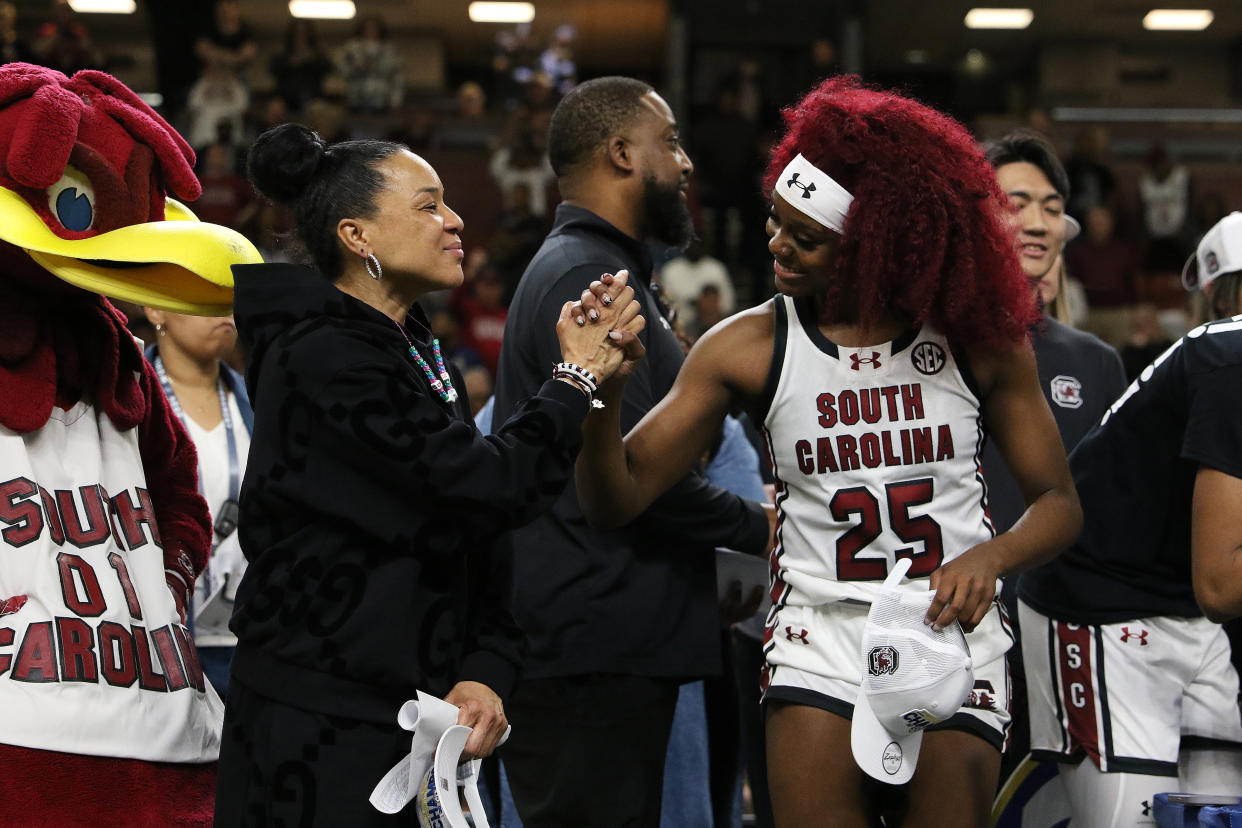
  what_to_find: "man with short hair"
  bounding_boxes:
[982,131,1128,791]
[983,130,1125,535]
[490,76,771,826]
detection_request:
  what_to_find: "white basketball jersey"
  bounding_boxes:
[762,295,994,608]
[0,402,223,763]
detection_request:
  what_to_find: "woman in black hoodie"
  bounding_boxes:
[213,124,643,825]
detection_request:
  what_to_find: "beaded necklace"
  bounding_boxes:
[392,319,458,404]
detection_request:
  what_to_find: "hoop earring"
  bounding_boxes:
[365,252,383,281]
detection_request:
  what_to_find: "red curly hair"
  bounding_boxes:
[764,76,1038,349]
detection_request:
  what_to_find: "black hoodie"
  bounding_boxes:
[228,262,588,723]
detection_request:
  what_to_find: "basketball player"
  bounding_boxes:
[573,76,1082,828]
[1017,212,1242,828]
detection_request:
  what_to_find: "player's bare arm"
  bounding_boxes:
[1191,466,1242,622]
[925,341,1082,632]
[576,299,776,529]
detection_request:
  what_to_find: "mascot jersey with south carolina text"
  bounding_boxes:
[0,400,223,763]
[762,294,994,608]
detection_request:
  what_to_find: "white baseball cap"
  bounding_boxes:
[1064,213,1081,242]
[1183,212,1242,291]
[850,558,974,785]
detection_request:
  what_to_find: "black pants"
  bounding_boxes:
[501,674,680,828]
[214,681,415,827]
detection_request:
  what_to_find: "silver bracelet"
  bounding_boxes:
[553,363,605,409]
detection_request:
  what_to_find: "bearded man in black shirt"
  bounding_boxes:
[490,76,773,827]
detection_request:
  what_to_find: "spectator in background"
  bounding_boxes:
[303,97,349,144]
[32,0,99,74]
[458,80,487,120]
[808,37,839,81]
[185,61,248,151]
[1066,204,1140,347]
[462,365,494,418]
[435,81,496,151]
[690,284,725,339]
[1064,126,1115,221]
[1139,143,1193,272]
[194,0,255,78]
[488,182,547,301]
[193,142,257,231]
[490,129,555,217]
[658,235,736,333]
[539,24,578,95]
[429,307,485,376]
[0,2,31,65]
[269,18,331,113]
[449,266,508,378]
[504,72,557,148]
[338,14,403,113]
[733,59,766,124]
[250,202,295,265]
[692,84,761,262]
[141,307,252,695]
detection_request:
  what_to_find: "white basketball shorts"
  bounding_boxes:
[1019,599,1242,774]
[762,598,1014,750]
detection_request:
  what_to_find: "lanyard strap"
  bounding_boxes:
[154,355,240,503]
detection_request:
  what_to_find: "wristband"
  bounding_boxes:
[553,362,605,409]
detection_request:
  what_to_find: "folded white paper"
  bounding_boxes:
[369,689,511,826]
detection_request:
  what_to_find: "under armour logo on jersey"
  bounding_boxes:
[1050,375,1083,409]
[849,352,882,371]
[911,341,946,376]
[1120,626,1149,645]
[1141,800,1151,816]
[785,626,809,644]
[785,172,816,199]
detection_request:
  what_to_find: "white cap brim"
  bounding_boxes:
[1065,214,1081,241]
[851,686,922,785]
[1182,251,1201,291]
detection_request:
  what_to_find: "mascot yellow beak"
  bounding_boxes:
[0,186,261,316]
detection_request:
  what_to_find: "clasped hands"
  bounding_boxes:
[554,270,647,389]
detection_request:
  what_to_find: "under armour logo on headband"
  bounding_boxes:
[786,173,816,199]
[776,153,853,234]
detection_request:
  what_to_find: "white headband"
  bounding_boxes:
[776,153,854,234]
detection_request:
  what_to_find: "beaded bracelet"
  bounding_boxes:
[553,362,605,409]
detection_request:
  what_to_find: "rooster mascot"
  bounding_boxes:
[0,63,259,826]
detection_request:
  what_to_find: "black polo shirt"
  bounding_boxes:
[490,204,769,680]
[982,317,1126,532]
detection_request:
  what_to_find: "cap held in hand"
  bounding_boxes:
[850,557,974,784]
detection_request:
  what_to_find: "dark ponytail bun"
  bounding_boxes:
[244,125,404,280]
[247,123,329,205]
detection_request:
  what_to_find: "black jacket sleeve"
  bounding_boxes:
[458,532,526,701]
[312,353,590,544]
[535,266,769,555]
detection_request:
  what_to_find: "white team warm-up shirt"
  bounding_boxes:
[0,401,223,762]
[762,295,995,609]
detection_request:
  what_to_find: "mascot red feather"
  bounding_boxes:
[0,63,259,826]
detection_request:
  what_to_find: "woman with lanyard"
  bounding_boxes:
[143,308,251,695]
[213,123,644,825]
[572,77,1081,827]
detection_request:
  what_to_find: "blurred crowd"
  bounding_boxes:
[21,0,1227,402]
